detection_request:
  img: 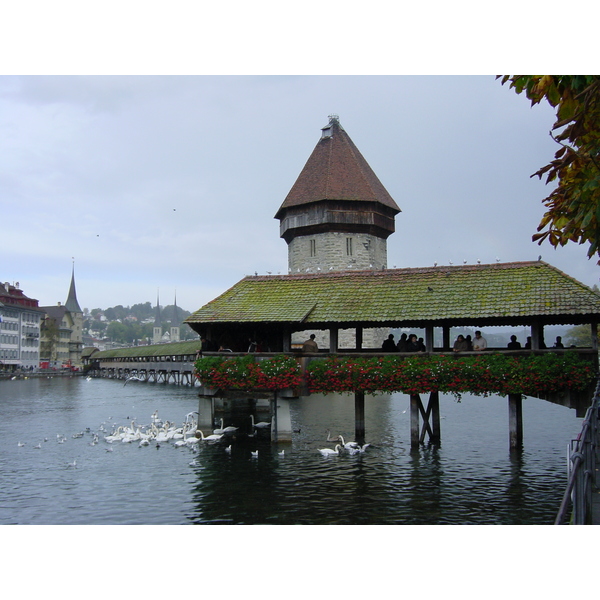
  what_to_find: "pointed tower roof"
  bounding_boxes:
[275,115,400,219]
[154,291,161,326]
[64,264,82,313]
[172,291,180,327]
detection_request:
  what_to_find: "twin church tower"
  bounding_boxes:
[275,115,400,276]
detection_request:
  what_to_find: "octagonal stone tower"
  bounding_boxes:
[275,115,400,275]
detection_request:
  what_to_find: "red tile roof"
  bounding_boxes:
[274,117,400,219]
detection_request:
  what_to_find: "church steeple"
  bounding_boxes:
[170,291,180,343]
[64,263,82,314]
[153,290,162,344]
[275,116,400,273]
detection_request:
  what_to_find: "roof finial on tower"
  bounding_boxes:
[328,114,339,124]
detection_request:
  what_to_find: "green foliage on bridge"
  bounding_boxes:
[194,352,597,398]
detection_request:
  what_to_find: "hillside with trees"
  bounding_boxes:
[83,302,197,346]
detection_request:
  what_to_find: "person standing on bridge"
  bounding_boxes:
[302,334,319,353]
[472,331,487,351]
[382,334,397,352]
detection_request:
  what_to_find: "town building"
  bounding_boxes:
[0,281,44,372]
[40,267,84,370]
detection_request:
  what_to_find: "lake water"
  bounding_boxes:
[0,375,584,525]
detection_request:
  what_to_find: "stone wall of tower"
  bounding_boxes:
[288,232,388,274]
[288,231,390,350]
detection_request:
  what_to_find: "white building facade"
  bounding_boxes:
[0,282,43,372]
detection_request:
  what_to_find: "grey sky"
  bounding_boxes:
[2,75,598,313]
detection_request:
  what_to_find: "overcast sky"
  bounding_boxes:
[1,75,598,314]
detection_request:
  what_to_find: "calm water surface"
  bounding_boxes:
[0,376,583,525]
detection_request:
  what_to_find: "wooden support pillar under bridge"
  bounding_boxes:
[409,390,525,450]
[410,392,441,448]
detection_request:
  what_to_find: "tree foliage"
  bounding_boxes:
[499,76,600,261]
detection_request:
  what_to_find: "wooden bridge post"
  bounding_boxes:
[329,327,339,353]
[410,392,441,447]
[355,326,363,350]
[430,391,441,445]
[508,393,523,449]
[410,394,420,448]
[271,391,278,443]
[425,325,434,353]
[442,327,451,351]
[355,391,365,444]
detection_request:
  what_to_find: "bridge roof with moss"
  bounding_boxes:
[91,340,202,360]
[185,261,600,330]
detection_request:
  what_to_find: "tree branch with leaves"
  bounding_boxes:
[499,75,600,261]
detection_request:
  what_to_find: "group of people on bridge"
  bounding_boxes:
[381,331,489,353]
[381,333,427,352]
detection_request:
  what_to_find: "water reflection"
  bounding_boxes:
[0,379,583,524]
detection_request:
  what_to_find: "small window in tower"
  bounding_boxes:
[310,239,316,257]
[346,237,353,256]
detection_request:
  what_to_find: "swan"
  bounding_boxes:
[250,414,271,429]
[213,418,225,435]
[67,460,77,468]
[139,439,150,447]
[184,411,198,423]
[338,435,361,450]
[197,429,224,443]
[18,441,25,447]
[278,450,285,456]
[250,450,258,458]
[326,429,341,442]
[225,445,232,454]
[318,444,341,456]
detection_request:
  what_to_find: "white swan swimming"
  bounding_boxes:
[338,435,361,450]
[250,450,258,458]
[197,429,224,443]
[326,429,341,442]
[318,444,341,456]
[250,414,271,429]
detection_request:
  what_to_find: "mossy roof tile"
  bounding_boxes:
[185,262,600,328]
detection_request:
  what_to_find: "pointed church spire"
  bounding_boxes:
[153,290,163,344]
[172,291,180,328]
[64,261,82,313]
[154,290,161,326]
[170,291,181,343]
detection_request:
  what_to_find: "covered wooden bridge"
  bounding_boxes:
[185,260,600,447]
[86,340,203,385]
[185,261,600,354]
